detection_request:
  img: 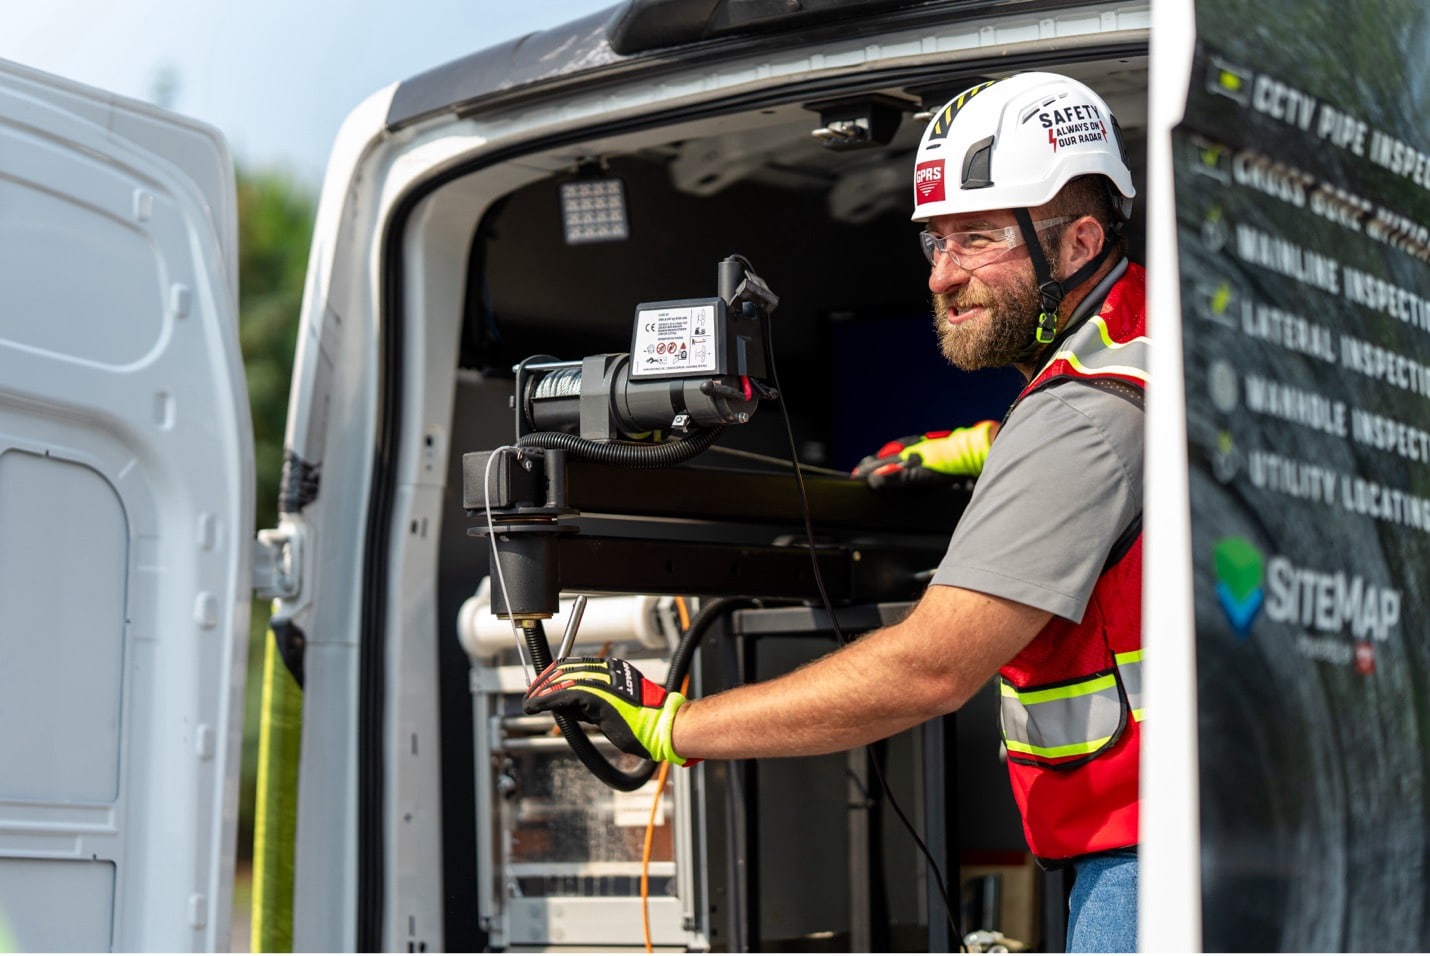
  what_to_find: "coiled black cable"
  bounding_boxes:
[521,620,657,792]
[523,597,762,790]
[517,427,725,467]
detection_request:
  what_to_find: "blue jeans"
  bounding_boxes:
[1066,848,1138,952]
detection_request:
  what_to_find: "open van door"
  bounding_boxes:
[0,60,251,951]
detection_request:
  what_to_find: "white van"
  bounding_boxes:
[0,0,1204,951]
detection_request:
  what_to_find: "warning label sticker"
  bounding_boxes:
[631,303,718,378]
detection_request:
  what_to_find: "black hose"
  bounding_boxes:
[514,427,743,788]
[517,427,725,467]
[664,596,760,692]
[523,598,761,790]
[523,620,654,788]
[522,621,656,792]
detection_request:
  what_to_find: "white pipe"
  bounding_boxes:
[457,578,681,660]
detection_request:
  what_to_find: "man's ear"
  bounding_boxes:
[1063,215,1106,270]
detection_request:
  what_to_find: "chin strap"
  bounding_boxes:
[1012,206,1113,364]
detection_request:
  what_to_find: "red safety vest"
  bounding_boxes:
[997,262,1147,863]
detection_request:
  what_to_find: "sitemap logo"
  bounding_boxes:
[1214,536,1264,641]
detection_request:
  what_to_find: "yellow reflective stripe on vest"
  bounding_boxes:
[1040,316,1150,385]
[1004,672,1115,705]
[1115,651,1144,722]
[999,673,1124,760]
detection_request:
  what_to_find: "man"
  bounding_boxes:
[525,72,1147,952]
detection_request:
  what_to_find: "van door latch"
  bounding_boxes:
[253,524,303,600]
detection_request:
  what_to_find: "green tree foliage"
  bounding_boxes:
[237,165,314,530]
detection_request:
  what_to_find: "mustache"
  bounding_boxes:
[935,291,992,314]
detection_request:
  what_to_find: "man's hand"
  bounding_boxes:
[851,420,998,489]
[523,657,694,766]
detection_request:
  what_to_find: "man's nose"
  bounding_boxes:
[928,251,972,294]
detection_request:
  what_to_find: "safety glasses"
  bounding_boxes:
[919,216,1071,269]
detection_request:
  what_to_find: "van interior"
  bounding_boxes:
[413,49,1149,951]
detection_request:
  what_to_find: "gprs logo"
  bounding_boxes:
[915,160,945,204]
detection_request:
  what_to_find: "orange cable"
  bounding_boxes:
[640,597,693,951]
[640,749,675,952]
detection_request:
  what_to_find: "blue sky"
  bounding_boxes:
[0,0,617,186]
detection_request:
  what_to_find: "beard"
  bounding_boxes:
[932,271,1046,370]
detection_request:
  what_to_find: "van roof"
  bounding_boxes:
[385,0,961,130]
[385,6,623,130]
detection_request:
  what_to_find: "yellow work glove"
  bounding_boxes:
[523,657,695,766]
[851,420,997,490]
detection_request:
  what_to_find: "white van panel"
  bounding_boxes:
[0,858,116,951]
[0,450,127,802]
[0,59,251,952]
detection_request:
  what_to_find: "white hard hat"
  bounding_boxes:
[911,72,1135,222]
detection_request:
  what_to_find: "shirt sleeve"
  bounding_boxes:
[929,380,1143,622]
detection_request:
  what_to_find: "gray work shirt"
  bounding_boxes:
[929,368,1144,624]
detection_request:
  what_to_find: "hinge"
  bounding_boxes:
[253,524,303,600]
